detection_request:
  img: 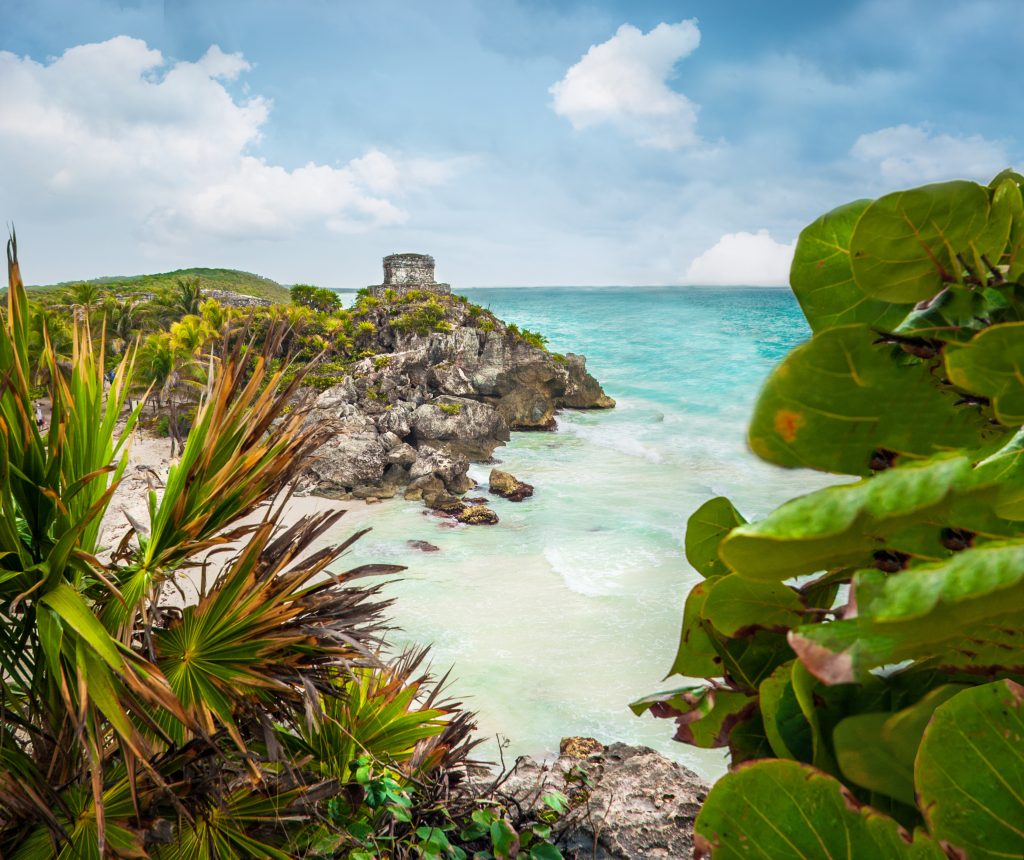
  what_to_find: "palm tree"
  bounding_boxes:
[0,232,475,857]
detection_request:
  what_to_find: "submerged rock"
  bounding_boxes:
[407,539,441,552]
[489,468,534,502]
[502,741,708,859]
[456,505,499,526]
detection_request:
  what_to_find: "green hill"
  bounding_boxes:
[28,267,290,302]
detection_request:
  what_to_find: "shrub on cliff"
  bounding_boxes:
[636,172,1024,858]
[290,283,342,313]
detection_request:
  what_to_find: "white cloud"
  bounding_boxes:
[0,36,453,242]
[684,229,795,286]
[550,20,701,149]
[851,124,1008,184]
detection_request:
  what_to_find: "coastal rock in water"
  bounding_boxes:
[560,353,615,408]
[456,504,499,525]
[411,396,509,460]
[489,468,534,502]
[407,539,440,552]
[502,742,707,859]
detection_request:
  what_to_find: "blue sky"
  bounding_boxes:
[0,0,1020,287]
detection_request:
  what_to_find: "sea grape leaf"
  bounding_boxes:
[999,174,1024,281]
[790,199,907,332]
[702,574,805,635]
[666,581,722,678]
[789,541,1024,683]
[758,660,813,762]
[917,620,1024,677]
[894,283,1024,344]
[916,680,1024,860]
[975,428,1024,519]
[685,497,746,578]
[693,759,947,860]
[974,177,1017,274]
[727,710,773,765]
[629,685,753,748]
[715,628,793,693]
[748,324,1006,475]
[849,180,999,303]
[832,684,965,807]
[945,321,1024,425]
[719,455,980,580]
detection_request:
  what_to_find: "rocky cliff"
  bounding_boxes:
[299,291,613,516]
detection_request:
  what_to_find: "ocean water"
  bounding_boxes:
[334,287,824,780]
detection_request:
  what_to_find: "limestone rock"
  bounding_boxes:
[386,442,417,468]
[409,445,471,494]
[559,736,603,759]
[502,742,707,859]
[304,433,387,496]
[407,540,440,552]
[489,468,534,502]
[456,504,499,525]
[411,396,509,460]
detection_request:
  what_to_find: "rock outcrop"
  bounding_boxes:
[489,468,534,502]
[300,291,613,513]
[502,740,708,859]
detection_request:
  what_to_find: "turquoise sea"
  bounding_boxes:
[337,287,824,780]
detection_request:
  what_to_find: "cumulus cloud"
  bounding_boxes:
[852,124,1008,184]
[550,20,701,149]
[0,36,452,242]
[684,229,795,286]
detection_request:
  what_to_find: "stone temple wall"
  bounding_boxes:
[368,253,451,298]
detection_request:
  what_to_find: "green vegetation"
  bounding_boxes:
[439,402,462,416]
[291,283,342,312]
[0,236,569,857]
[29,266,290,302]
[636,172,1024,858]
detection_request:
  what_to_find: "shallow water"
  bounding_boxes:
[334,287,825,780]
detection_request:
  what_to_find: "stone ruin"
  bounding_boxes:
[368,253,451,299]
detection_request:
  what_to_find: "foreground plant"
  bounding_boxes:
[0,233,484,857]
[636,172,1024,859]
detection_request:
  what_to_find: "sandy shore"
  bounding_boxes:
[100,428,377,603]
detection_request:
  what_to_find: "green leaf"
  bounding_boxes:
[39,582,124,671]
[720,455,978,580]
[917,680,1024,859]
[833,684,966,806]
[748,324,1007,475]
[758,661,813,762]
[490,819,519,860]
[849,180,999,303]
[685,496,746,578]
[702,574,805,635]
[694,759,947,859]
[631,685,754,748]
[789,541,1024,682]
[790,198,906,332]
[529,845,563,860]
[894,283,1024,344]
[666,581,722,678]
[946,322,1024,425]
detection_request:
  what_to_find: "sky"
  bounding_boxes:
[0,0,1020,288]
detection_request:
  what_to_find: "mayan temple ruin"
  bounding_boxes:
[368,252,452,298]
